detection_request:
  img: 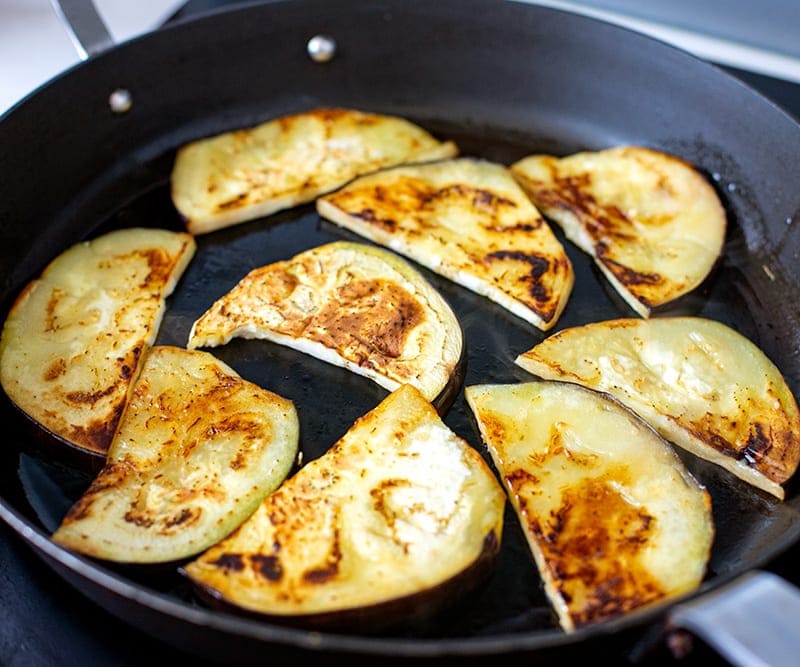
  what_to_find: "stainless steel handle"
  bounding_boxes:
[666,570,800,667]
[49,0,115,60]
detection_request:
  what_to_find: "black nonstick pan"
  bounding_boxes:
[2,0,800,664]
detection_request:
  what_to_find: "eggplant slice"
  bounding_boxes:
[181,384,505,630]
[51,346,299,563]
[171,107,458,235]
[515,317,800,499]
[187,241,464,402]
[316,158,574,331]
[465,380,714,631]
[0,228,196,459]
[510,146,726,317]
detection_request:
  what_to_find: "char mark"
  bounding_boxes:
[597,244,662,289]
[355,208,397,230]
[486,250,552,302]
[250,554,283,581]
[211,553,246,572]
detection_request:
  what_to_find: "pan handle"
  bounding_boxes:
[660,570,800,666]
[49,0,115,60]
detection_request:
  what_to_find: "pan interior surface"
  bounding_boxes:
[1,0,800,661]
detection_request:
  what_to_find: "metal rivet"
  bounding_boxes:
[108,88,132,113]
[307,35,336,63]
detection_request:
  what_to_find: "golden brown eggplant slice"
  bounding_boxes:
[51,346,299,563]
[0,228,195,459]
[181,384,505,629]
[316,158,574,331]
[465,380,714,631]
[510,146,726,317]
[188,241,463,403]
[515,317,800,499]
[171,107,458,234]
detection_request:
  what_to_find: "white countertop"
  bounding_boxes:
[2,0,800,117]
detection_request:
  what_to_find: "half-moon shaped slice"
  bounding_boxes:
[465,380,714,631]
[510,146,726,317]
[187,241,463,403]
[316,158,574,331]
[0,228,196,459]
[181,383,505,629]
[51,346,299,564]
[171,107,458,235]
[515,317,800,499]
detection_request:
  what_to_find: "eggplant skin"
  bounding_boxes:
[515,317,800,499]
[465,380,714,632]
[0,228,195,459]
[171,107,458,235]
[187,241,463,403]
[51,346,299,564]
[181,384,505,629]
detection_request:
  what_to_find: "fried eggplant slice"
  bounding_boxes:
[187,241,463,402]
[51,346,299,563]
[182,384,505,628]
[0,228,195,459]
[515,317,800,499]
[465,380,714,631]
[510,146,726,317]
[317,158,574,331]
[171,107,458,234]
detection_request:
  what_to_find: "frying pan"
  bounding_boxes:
[2,0,800,664]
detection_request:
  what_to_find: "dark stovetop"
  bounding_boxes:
[2,4,800,667]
